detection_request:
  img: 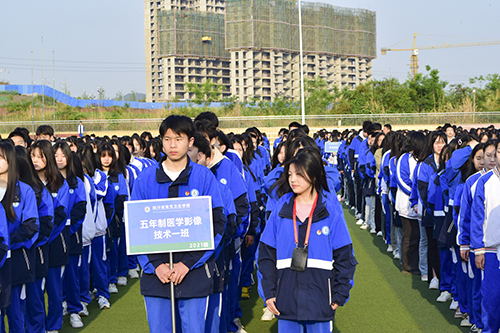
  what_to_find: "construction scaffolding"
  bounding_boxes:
[157,10,229,59]
[225,0,376,58]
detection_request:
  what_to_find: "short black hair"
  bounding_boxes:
[384,124,392,131]
[8,130,28,143]
[36,125,54,137]
[362,121,373,132]
[159,115,195,139]
[288,121,301,129]
[195,111,219,128]
[194,119,217,141]
[192,132,212,158]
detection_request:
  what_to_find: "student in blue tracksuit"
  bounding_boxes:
[470,140,500,333]
[30,140,70,333]
[259,150,357,332]
[16,146,54,333]
[91,149,115,310]
[359,132,378,233]
[439,136,477,306]
[194,122,252,332]
[77,144,97,317]
[95,142,121,297]
[378,133,393,253]
[105,140,130,291]
[55,141,87,328]
[0,204,9,311]
[187,133,238,333]
[413,132,446,289]
[395,132,426,275]
[460,140,496,331]
[456,142,491,330]
[0,141,39,333]
[131,115,226,333]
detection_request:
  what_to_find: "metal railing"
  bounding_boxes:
[1,112,498,136]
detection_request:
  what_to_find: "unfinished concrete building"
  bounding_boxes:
[145,0,376,103]
[145,0,229,102]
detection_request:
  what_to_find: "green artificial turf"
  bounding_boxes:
[64,204,468,332]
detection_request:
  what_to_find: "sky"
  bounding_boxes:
[1,0,499,99]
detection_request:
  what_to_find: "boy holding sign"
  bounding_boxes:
[130,115,226,333]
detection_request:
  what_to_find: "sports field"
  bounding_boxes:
[61,204,468,332]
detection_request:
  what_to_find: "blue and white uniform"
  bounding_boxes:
[471,167,500,333]
[4,181,39,333]
[131,157,226,333]
[259,192,357,332]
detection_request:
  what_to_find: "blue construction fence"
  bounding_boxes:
[0,85,227,109]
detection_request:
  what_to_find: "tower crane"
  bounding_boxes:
[381,33,500,78]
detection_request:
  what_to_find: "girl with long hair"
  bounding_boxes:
[16,146,54,333]
[259,151,357,332]
[0,141,39,332]
[96,142,127,296]
[54,141,87,328]
[395,132,427,275]
[107,140,131,289]
[76,143,97,317]
[30,139,70,333]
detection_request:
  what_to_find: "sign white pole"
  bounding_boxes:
[169,252,176,333]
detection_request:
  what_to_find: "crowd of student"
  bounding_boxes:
[0,114,497,333]
[0,115,357,333]
[334,121,500,333]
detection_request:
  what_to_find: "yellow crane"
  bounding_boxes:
[381,33,500,78]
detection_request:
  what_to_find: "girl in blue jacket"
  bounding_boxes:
[16,146,54,333]
[0,141,39,333]
[259,150,357,332]
[30,140,70,333]
[0,204,9,311]
[55,141,87,328]
[470,139,500,333]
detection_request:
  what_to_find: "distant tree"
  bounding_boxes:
[129,90,137,101]
[303,77,335,114]
[81,90,89,99]
[115,90,124,101]
[185,79,223,106]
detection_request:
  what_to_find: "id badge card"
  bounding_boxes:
[290,247,308,272]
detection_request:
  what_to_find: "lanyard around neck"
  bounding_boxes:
[292,193,318,248]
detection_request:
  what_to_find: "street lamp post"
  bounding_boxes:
[472,89,476,124]
[298,0,305,125]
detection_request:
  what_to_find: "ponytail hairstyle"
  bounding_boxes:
[96,141,118,177]
[53,141,78,187]
[272,148,329,198]
[15,145,44,205]
[0,141,18,221]
[77,144,97,177]
[31,140,64,193]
